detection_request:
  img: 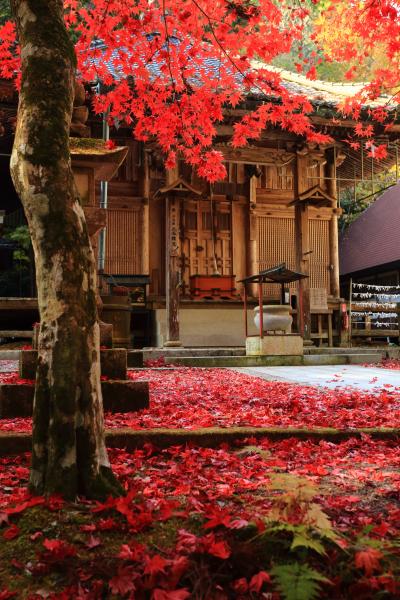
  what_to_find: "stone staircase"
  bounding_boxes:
[156,346,384,368]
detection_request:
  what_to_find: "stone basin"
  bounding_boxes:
[253,305,292,333]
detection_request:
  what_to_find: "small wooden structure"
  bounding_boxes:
[154,175,203,346]
[240,263,307,337]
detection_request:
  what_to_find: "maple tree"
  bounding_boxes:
[0,0,398,500]
[314,0,400,109]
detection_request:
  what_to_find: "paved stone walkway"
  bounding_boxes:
[2,359,400,392]
[234,365,400,392]
[0,360,18,372]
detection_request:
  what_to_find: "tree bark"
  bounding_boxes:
[10,0,122,499]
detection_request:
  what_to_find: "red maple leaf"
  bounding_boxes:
[249,571,271,592]
[355,548,383,576]
[43,538,77,560]
[144,554,169,576]
[201,533,231,559]
[118,543,145,561]
[85,534,101,549]
[3,524,20,540]
[203,507,232,529]
[109,566,137,596]
[152,589,191,600]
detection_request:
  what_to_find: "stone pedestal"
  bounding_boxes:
[246,334,303,356]
[32,321,113,350]
[20,348,128,380]
[10,346,150,418]
[0,380,149,418]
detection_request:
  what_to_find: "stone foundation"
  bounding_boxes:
[0,380,149,418]
[246,334,303,356]
[153,307,258,347]
[127,350,144,368]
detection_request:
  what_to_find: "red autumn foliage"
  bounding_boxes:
[1,1,396,180]
[0,0,333,182]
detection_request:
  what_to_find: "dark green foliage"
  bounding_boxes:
[0,0,11,25]
[0,225,34,297]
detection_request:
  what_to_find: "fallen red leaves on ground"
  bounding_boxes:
[376,359,400,370]
[0,368,399,433]
[0,436,399,597]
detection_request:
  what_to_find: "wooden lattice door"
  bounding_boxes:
[105,207,142,274]
[181,199,232,293]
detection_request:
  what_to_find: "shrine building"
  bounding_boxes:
[1,70,399,348]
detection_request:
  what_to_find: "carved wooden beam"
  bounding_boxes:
[217,145,295,166]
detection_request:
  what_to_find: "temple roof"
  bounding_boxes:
[250,65,394,109]
[91,40,396,111]
[340,183,400,275]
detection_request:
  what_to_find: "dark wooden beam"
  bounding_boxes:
[164,195,183,347]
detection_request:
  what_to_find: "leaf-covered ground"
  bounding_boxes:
[0,368,399,433]
[0,437,399,598]
[375,359,400,371]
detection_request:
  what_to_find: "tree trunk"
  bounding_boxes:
[10,0,122,499]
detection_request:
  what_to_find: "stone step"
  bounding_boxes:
[304,347,384,356]
[141,347,246,360]
[20,349,128,380]
[0,350,20,360]
[165,355,304,367]
[165,352,382,367]
[303,353,381,366]
[1,426,399,457]
[0,380,149,418]
[127,350,144,368]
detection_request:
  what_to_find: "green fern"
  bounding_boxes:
[291,530,326,556]
[271,562,330,600]
[266,524,325,555]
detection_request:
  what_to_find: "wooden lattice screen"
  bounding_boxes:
[257,215,296,298]
[105,207,142,274]
[257,215,330,298]
[309,218,330,291]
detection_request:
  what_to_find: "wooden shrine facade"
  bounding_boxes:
[101,141,341,292]
[91,132,346,346]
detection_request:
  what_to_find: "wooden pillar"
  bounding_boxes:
[294,151,311,340]
[141,149,150,275]
[327,160,340,298]
[165,194,182,346]
[397,302,400,346]
[164,167,182,347]
[329,213,340,298]
[247,175,258,297]
[295,203,311,340]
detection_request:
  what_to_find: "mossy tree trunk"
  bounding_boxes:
[10,0,122,499]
